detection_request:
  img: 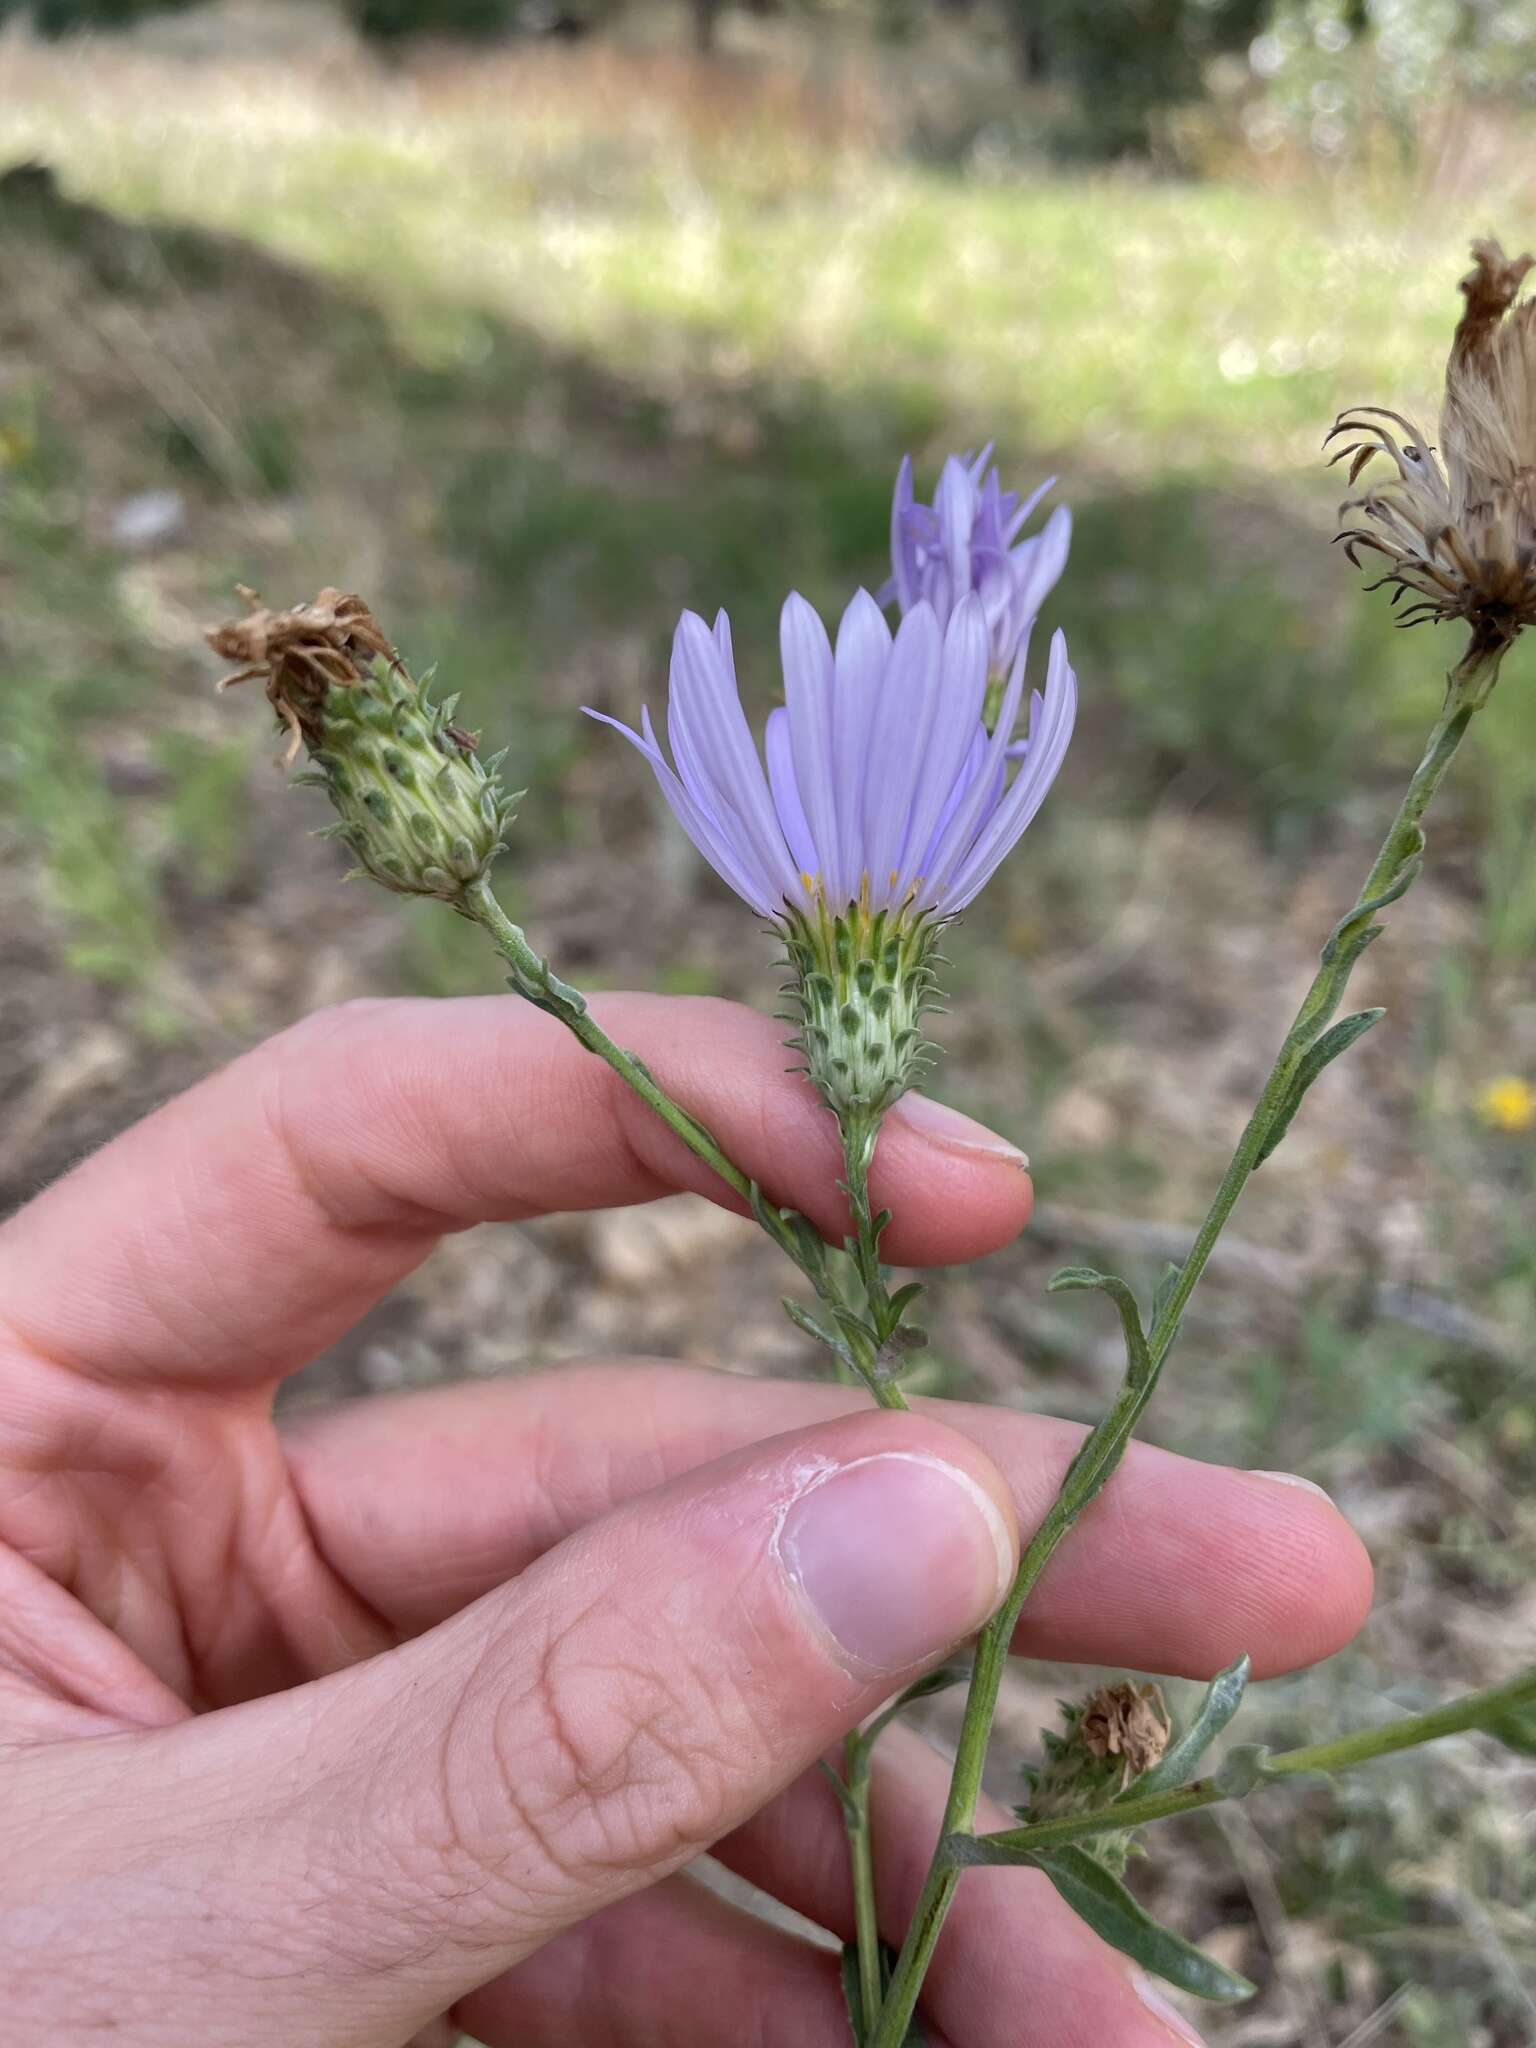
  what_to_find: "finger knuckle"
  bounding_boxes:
[446,1597,757,1917]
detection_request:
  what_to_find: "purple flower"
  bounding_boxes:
[881,446,1071,680]
[589,588,1076,923]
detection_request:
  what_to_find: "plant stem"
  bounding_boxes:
[843,1730,884,2035]
[954,1662,1536,1864]
[865,687,1479,2048]
[463,877,910,1409]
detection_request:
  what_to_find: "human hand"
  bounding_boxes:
[0,994,1372,2046]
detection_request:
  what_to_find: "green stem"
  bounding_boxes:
[865,687,1479,2048]
[955,1663,1536,1864]
[843,1731,884,2036]
[463,877,909,1409]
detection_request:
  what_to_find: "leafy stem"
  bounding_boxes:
[461,876,909,1408]
[953,1661,1536,1865]
[864,680,1481,2048]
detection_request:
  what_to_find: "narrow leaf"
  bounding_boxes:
[859,1664,970,1754]
[1319,851,1423,964]
[781,1298,854,1371]
[818,1756,861,1823]
[1255,1009,1385,1167]
[1048,1266,1151,1386]
[1151,1260,1182,1328]
[888,1279,926,1321]
[839,1943,870,2044]
[1126,1656,1251,1799]
[1028,1846,1255,2003]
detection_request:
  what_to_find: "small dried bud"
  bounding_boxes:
[1080,1681,1173,1777]
[209,587,519,903]
[1330,237,1536,693]
[1018,1681,1171,1875]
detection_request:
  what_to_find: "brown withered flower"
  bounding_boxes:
[207,585,401,762]
[1329,237,1536,691]
[1018,1679,1171,1874]
[1079,1680,1173,1784]
[209,585,519,903]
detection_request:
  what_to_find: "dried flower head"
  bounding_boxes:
[209,587,519,903]
[1330,238,1536,689]
[208,586,402,763]
[1080,1682,1173,1780]
[1018,1680,1171,1875]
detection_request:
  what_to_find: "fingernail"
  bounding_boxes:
[890,1091,1028,1166]
[777,1453,1016,1673]
[1131,1971,1208,2045]
[1250,1468,1334,1504]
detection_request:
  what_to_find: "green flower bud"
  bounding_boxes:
[781,900,941,1125]
[1018,1682,1171,1876]
[208,587,519,904]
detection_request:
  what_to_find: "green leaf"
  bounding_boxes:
[1319,846,1423,965]
[858,1663,971,1754]
[1126,1656,1250,1799]
[887,1279,926,1322]
[1028,1846,1255,2003]
[839,1944,869,2045]
[818,1756,862,1823]
[1047,1266,1151,1386]
[1151,1261,1182,1327]
[781,1297,854,1370]
[1255,1009,1385,1168]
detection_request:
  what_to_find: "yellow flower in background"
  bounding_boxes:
[1477,1076,1536,1133]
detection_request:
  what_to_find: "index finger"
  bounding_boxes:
[0,993,1032,1389]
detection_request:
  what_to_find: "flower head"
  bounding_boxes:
[591,587,1076,926]
[1329,238,1536,690]
[881,446,1072,684]
[591,587,1075,1116]
[1477,1075,1536,1134]
[210,587,518,902]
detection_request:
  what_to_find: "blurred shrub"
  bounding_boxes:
[342,0,515,37]
[1203,0,1536,171]
[1022,0,1271,155]
[0,0,197,30]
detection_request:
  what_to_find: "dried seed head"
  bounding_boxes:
[1080,1681,1173,1778]
[1329,237,1536,692]
[209,587,519,903]
[208,586,400,762]
[1017,1680,1171,1875]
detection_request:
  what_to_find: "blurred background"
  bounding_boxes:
[1,0,1534,2040]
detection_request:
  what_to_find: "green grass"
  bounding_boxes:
[0,42,1493,474]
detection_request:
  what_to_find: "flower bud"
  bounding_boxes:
[1019,1681,1171,1875]
[208,588,518,903]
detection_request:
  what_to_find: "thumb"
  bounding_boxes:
[19,1409,1017,2047]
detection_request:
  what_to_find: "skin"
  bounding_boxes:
[0,993,1373,2048]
